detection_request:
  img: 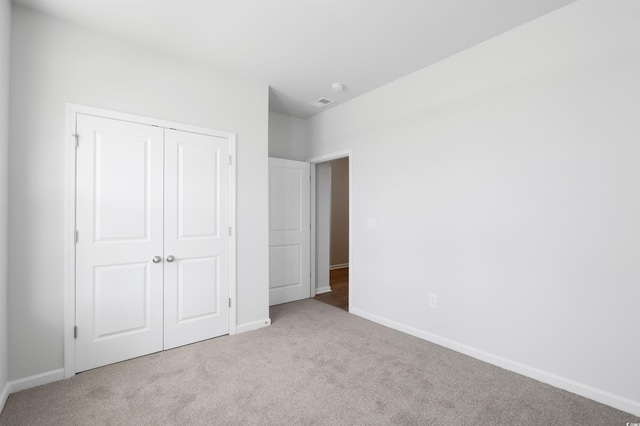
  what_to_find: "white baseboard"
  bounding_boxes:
[0,380,9,415]
[329,263,349,270]
[315,286,332,295]
[9,368,65,394]
[1,368,66,413]
[351,307,640,417]
[236,318,271,334]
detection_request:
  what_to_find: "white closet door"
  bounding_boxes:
[163,129,230,349]
[268,157,311,306]
[75,114,165,372]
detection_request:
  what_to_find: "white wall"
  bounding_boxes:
[268,111,307,161]
[307,0,640,415]
[329,158,349,267]
[0,0,10,410]
[9,5,269,381]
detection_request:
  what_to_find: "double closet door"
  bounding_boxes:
[75,114,230,372]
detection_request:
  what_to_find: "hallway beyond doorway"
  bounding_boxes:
[315,268,348,311]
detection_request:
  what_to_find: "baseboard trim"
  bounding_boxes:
[236,318,271,334]
[329,263,349,270]
[350,307,640,417]
[0,381,9,415]
[315,286,332,295]
[8,368,65,394]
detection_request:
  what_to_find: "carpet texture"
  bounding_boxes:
[1,299,637,425]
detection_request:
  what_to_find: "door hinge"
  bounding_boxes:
[228,226,232,236]
[229,155,232,165]
[74,326,78,339]
[74,230,78,243]
[229,298,231,308]
[71,134,78,147]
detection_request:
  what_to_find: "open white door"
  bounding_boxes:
[269,158,311,306]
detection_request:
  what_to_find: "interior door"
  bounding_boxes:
[268,157,311,305]
[163,129,230,349]
[75,114,165,372]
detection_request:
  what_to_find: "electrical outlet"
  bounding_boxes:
[429,294,437,308]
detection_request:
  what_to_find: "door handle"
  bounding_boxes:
[152,256,162,264]
[166,255,175,263]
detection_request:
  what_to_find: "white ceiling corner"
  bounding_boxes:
[12,0,578,118]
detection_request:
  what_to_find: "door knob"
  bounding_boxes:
[152,256,162,263]
[166,255,175,263]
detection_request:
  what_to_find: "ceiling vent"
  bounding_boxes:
[310,97,334,108]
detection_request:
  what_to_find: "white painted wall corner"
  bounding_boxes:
[0,381,9,415]
[0,368,66,413]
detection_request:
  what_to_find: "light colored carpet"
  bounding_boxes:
[1,299,637,425]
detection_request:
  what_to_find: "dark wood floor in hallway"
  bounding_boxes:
[314,268,348,311]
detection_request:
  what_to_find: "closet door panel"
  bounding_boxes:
[75,114,164,372]
[163,129,230,349]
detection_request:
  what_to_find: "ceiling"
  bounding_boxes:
[12,0,577,118]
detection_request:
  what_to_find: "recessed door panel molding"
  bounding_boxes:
[93,262,150,339]
[268,158,311,306]
[177,257,220,322]
[71,107,235,374]
[94,131,151,243]
[177,141,220,239]
[269,245,302,289]
[269,167,302,231]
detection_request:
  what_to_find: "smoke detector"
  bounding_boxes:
[310,97,334,108]
[331,83,345,92]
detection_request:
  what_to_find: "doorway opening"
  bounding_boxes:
[310,152,351,312]
[316,265,349,311]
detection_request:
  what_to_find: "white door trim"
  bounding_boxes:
[307,150,352,311]
[64,103,237,378]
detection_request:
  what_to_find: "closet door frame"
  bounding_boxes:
[63,103,237,378]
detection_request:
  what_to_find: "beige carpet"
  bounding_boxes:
[1,299,637,425]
